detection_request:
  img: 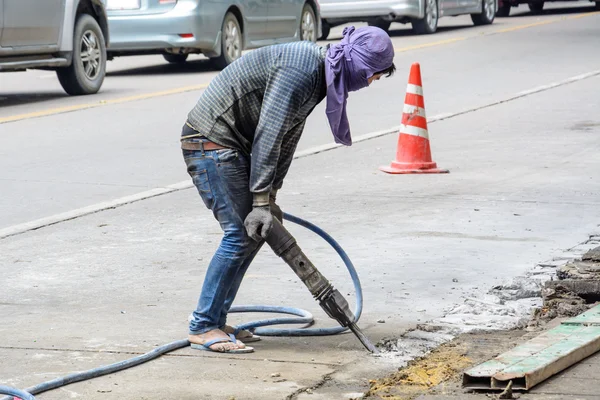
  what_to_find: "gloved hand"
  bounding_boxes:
[244,205,273,242]
[270,190,283,223]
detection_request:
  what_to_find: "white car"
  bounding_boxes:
[319,0,496,38]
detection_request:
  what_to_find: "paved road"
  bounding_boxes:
[1,3,598,229]
[1,4,600,399]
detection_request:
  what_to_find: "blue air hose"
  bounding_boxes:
[0,212,363,400]
[232,212,363,336]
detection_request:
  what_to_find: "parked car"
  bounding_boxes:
[0,0,109,95]
[318,0,495,38]
[106,0,321,69]
[497,0,598,16]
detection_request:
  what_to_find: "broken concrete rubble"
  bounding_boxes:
[530,245,600,326]
[556,260,600,280]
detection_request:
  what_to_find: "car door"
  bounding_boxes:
[242,0,272,42]
[439,0,459,15]
[1,0,64,50]
[455,0,477,12]
[266,0,302,39]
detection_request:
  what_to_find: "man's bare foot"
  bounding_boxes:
[189,329,247,352]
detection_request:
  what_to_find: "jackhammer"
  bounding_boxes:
[265,217,379,353]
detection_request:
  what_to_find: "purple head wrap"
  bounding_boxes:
[325,26,394,146]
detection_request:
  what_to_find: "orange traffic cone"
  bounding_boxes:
[380,63,448,174]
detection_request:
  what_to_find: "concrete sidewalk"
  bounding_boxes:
[2,73,600,399]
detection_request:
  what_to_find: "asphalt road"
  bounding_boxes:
[1,4,600,399]
[1,2,598,229]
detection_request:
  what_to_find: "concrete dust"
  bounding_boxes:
[431,278,543,332]
[490,278,542,301]
[378,329,456,359]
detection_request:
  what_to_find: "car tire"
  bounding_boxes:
[211,12,243,70]
[471,0,496,25]
[411,0,438,34]
[528,1,544,12]
[596,1,600,10]
[300,3,317,42]
[319,20,331,40]
[496,1,511,16]
[163,53,189,64]
[56,14,106,95]
[368,18,392,32]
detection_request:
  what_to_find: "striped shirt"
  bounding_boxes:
[185,41,327,195]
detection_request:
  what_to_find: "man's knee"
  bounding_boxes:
[220,226,261,258]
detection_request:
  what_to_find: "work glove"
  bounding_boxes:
[270,190,283,224]
[244,193,274,242]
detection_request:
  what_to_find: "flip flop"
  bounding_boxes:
[190,333,254,354]
[187,314,262,343]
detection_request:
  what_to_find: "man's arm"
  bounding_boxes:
[250,66,314,206]
[272,120,307,191]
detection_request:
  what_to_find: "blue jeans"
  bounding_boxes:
[183,142,263,335]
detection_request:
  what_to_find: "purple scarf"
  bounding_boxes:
[325,26,395,146]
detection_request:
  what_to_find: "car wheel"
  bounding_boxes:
[471,0,495,25]
[528,1,544,12]
[319,20,331,40]
[411,0,438,34]
[56,14,106,95]
[368,18,392,32]
[596,1,600,10]
[211,12,242,70]
[163,53,189,64]
[300,3,317,42]
[496,1,511,16]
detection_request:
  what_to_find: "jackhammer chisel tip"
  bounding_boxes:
[349,323,379,354]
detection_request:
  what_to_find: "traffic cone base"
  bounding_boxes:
[380,63,448,175]
[379,162,449,174]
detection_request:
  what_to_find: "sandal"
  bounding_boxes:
[190,333,254,354]
[187,314,262,343]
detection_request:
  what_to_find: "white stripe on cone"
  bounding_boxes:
[403,104,427,118]
[399,124,429,139]
[406,83,424,96]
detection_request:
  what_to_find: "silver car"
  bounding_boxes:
[106,0,321,68]
[319,0,496,38]
[0,0,109,95]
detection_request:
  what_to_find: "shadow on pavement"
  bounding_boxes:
[107,58,216,77]
[503,4,597,17]
[0,87,131,110]
[0,92,67,108]
[388,24,474,37]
